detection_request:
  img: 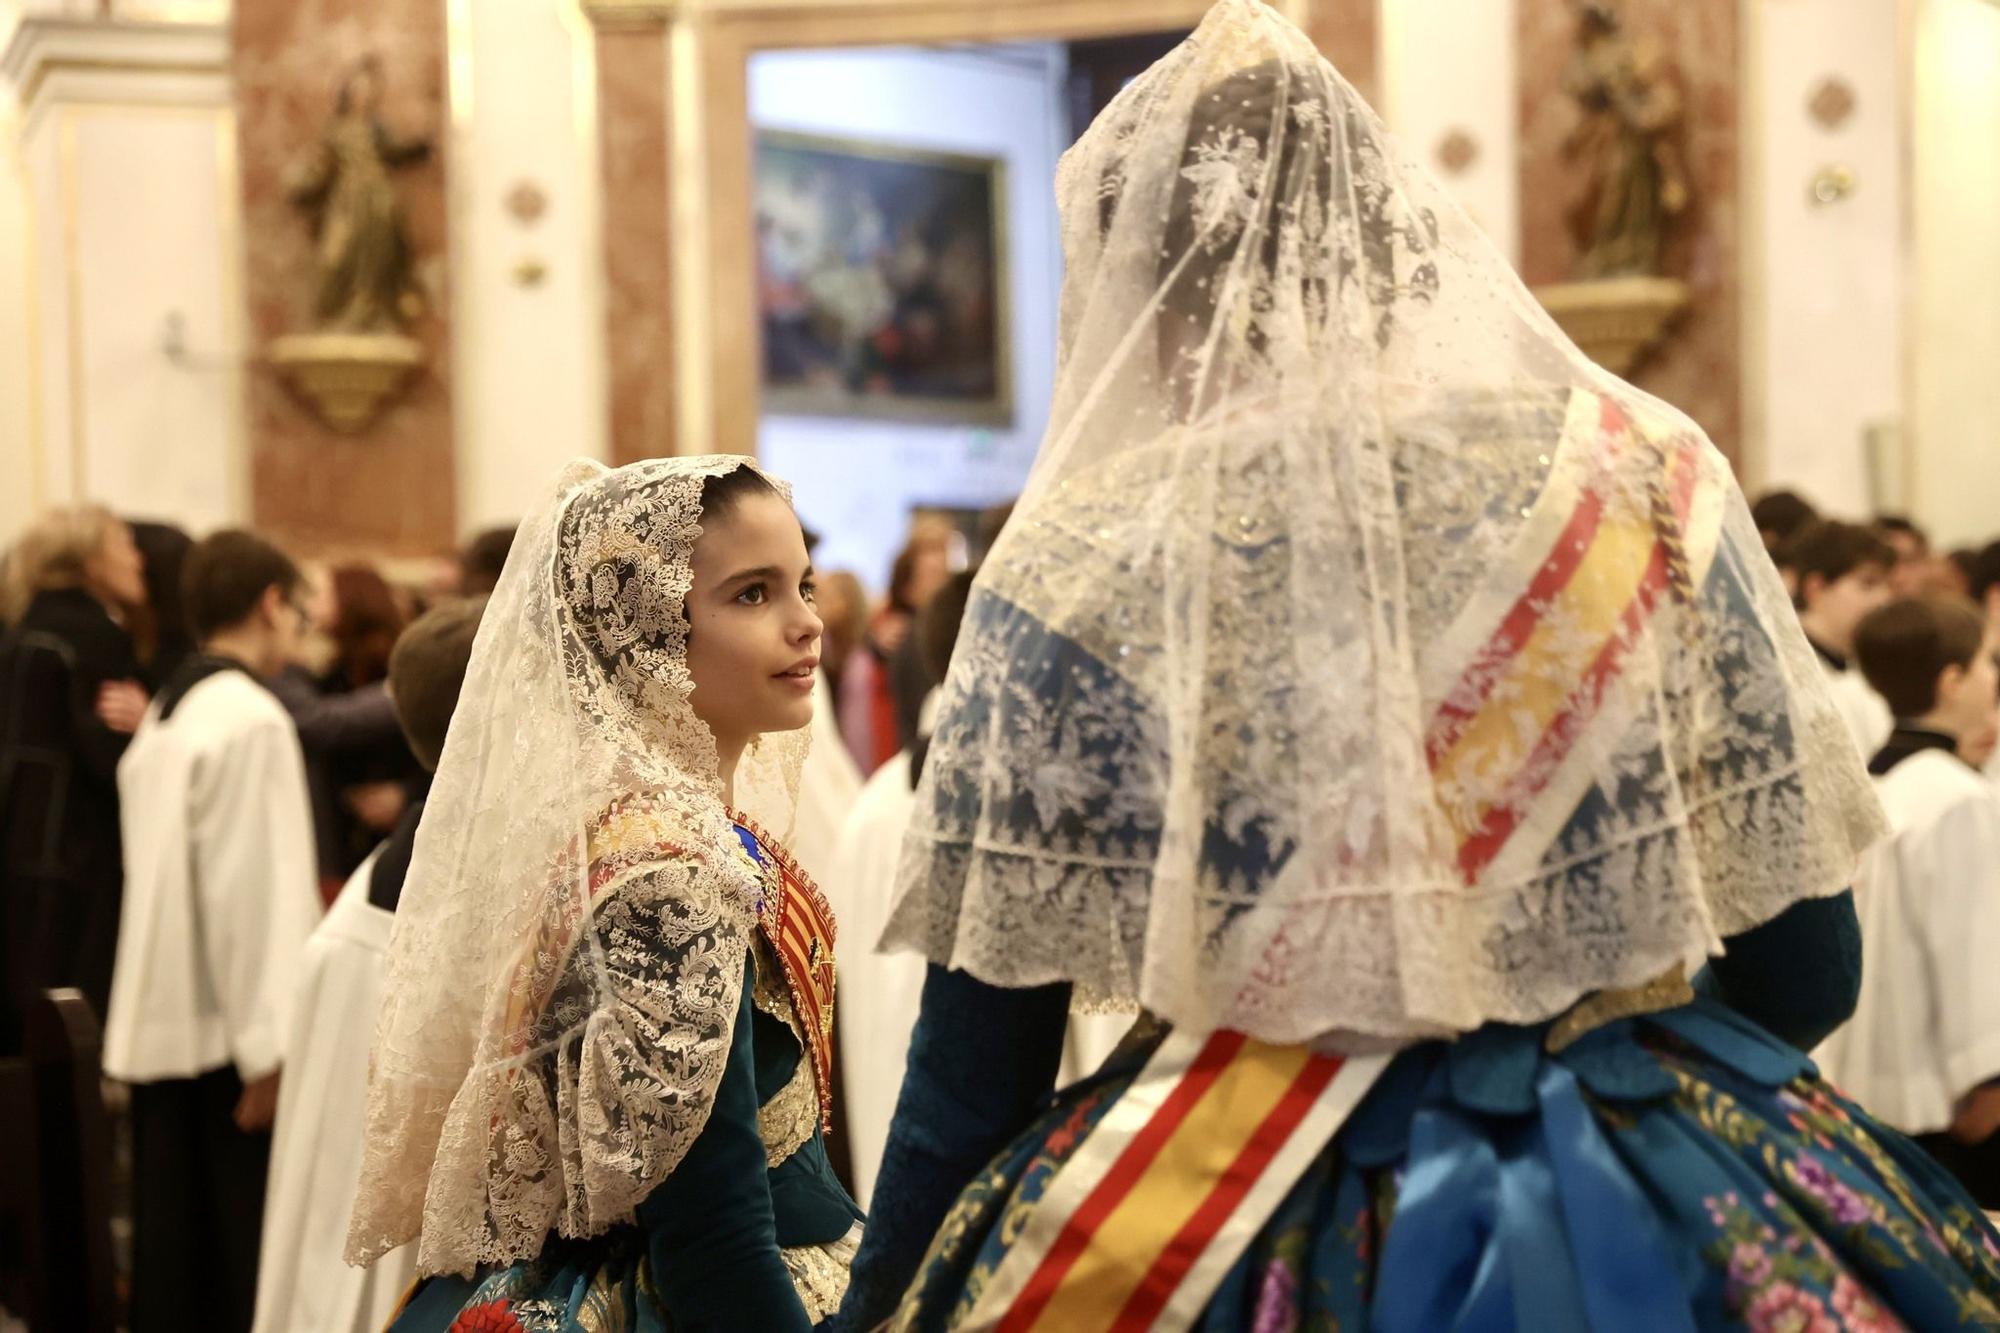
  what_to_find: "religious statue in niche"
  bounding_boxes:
[1560,0,1688,279]
[289,56,430,332]
[268,56,432,433]
[1531,0,1691,377]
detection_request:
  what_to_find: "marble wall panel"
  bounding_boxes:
[1307,0,1377,104]
[233,0,455,555]
[1519,0,1742,464]
[595,22,673,465]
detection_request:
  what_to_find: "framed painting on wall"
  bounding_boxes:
[754,129,1012,426]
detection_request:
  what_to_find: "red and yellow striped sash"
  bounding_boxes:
[960,1031,1390,1331]
[732,811,839,1132]
[1425,393,1711,883]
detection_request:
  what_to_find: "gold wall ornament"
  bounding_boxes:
[505,179,549,225]
[1435,128,1480,175]
[1809,163,1858,206]
[270,54,431,432]
[1560,0,1690,280]
[1808,76,1857,130]
[1532,274,1690,376]
[267,333,424,433]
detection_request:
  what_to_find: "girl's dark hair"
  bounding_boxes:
[698,464,780,526]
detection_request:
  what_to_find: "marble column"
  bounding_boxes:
[1307,0,1378,107]
[232,0,455,555]
[1519,0,1742,464]
[589,4,676,465]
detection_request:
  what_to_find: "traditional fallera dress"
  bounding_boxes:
[831,5,2000,1329]
[348,457,862,1333]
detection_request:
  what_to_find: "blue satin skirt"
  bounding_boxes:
[890,997,2000,1331]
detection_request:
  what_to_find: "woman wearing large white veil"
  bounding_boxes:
[833,4,2000,1329]
[346,457,862,1330]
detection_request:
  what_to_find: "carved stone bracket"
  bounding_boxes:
[1533,275,1690,377]
[268,332,424,433]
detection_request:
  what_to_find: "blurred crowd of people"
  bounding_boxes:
[1749,489,2000,1206]
[0,508,517,1039]
[0,493,1018,1329]
[1752,489,2000,761]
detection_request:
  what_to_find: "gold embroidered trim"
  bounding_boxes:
[781,1223,861,1323]
[729,811,839,1132]
[1544,963,1693,1053]
[751,943,820,1168]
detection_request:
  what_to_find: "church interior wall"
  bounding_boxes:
[54,102,248,532]
[232,0,456,557]
[0,69,36,546]
[1519,0,1744,466]
[1740,0,1904,519]
[1908,0,2000,549]
[446,0,608,539]
[1378,0,1519,266]
[3,16,248,545]
[747,42,1068,593]
[0,0,1996,564]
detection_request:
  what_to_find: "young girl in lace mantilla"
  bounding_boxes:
[348,457,860,1332]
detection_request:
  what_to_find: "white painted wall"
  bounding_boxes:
[1741,0,1904,518]
[0,72,35,546]
[446,0,609,537]
[1377,0,1519,265]
[1907,0,2000,548]
[2,20,245,546]
[748,43,1066,592]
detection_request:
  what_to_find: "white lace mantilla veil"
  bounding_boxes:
[879,0,1886,1050]
[345,455,811,1277]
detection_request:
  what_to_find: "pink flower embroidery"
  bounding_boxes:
[1727,1241,1773,1289]
[1250,1259,1299,1333]
[1830,1274,1907,1332]
[1746,1281,1837,1333]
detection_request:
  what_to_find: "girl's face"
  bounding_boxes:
[684,491,823,756]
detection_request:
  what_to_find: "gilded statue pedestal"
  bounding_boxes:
[1534,275,1689,377]
[269,331,423,432]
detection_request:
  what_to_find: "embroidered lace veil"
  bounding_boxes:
[347,456,810,1275]
[880,0,1886,1047]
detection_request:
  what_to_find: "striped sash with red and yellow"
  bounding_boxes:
[959,1031,1390,1332]
[733,811,840,1131]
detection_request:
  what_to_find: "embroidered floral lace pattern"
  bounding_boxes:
[880,0,1884,1047]
[347,457,815,1277]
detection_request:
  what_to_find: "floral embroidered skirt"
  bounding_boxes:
[388,1225,861,1332]
[890,997,2000,1331]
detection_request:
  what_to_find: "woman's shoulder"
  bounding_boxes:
[20,588,131,660]
[587,794,706,877]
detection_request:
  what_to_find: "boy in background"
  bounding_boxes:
[104,530,322,1330]
[1817,594,2000,1205]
